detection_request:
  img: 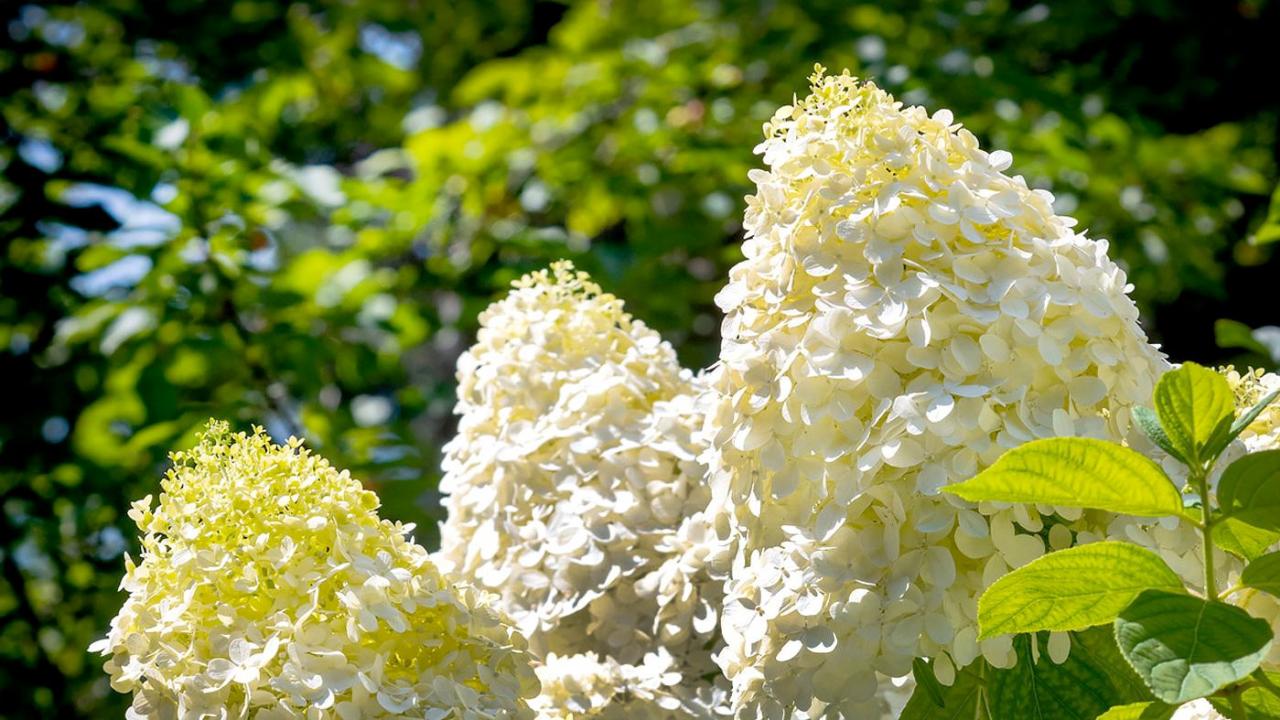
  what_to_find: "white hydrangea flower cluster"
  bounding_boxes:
[703,68,1173,717]
[437,262,728,716]
[529,649,717,719]
[90,422,536,720]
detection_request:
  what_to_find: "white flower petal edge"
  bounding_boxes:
[437,262,730,716]
[703,67,1177,718]
[90,422,537,719]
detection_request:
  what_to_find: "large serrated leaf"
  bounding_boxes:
[1153,362,1236,465]
[1071,626,1159,703]
[1114,590,1274,704]
[945,437,1183,517]
[986,634,1129,720]
[978,542,1183,639]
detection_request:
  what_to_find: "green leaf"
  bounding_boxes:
[1218,449,1280,533]
[978,542,1183,639]
[986,634,1130,720]
[945,437,1183,517]
[1133,406,1186,464]
[910,629,1159,720]
[1242,551,1280,598]
[1095,702,1175,720]
[1152,362,1236,465]
[900,661,985,720]
[1209,672,1280,719]
[1206,386,1280,460]
[1071,626,1161,703]
[911,657,947,708]
[1216,318,1273,357]
[1251,181,1280,246]
[1214,517,1280,562]
[1114,590,1274,704]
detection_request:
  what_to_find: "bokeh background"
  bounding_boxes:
[2,0,1279,715]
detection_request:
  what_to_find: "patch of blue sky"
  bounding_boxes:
[359,23,422,70]
[60,182,181,248]
[69,255,152,297]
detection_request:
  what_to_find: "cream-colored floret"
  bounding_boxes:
[1222,366,1280,452]
[91,422,536,719]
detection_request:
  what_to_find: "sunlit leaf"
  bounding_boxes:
[978,542,1182,638]
[945,438,1183,517]
[1152,362,1236,465]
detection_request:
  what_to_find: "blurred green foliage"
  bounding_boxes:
[1,0,1278,716]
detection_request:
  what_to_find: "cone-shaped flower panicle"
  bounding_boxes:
[704,68,1171,717]
[91,421,536,719]
[438,261,727,716]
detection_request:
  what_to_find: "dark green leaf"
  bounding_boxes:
[1218,450,1280,533]
[987,634,1133,720]
[900,661,986,720]
[911,657,948,708]
[1243,551,1280,598]
[1114,590,1274,704]
[1071,626,1160,703]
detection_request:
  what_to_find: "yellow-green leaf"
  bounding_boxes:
[1153,362,1235,465]
[1096,702,1174,720]
[978,542,1183,639]
[945,437,1183,517]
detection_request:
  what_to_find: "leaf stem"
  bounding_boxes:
[1193,464,1217,599]
[1231,689,1249,720]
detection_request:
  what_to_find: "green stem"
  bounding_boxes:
[976,661,989,720]
[1231,689,1250,720]
[1194,465,1218,599]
